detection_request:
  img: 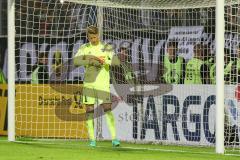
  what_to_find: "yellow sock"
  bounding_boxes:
[86,113,95,141]
[106,111,116,140]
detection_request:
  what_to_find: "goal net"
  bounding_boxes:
[224,0,240,153]
[10,0,240,153]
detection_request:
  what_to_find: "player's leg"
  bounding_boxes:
[102,103,116,139]
[101,103,120,147]
[83,87,96,147]
[85,105,95,147]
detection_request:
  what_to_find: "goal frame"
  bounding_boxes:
[8,0,15,142]
[215,0,224,154]
[7,0,225,154]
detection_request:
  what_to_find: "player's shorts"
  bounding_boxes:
[82,85,111,105]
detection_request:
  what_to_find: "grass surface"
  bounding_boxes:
[0,136,239,160]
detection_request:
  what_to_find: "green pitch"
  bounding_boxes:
[0,136,239,160]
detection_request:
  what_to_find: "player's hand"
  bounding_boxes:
[98,56,105,64]
[89,58,101,67]
[90,56,105,65]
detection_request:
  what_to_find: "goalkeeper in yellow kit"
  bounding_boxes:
[74,25,120,147]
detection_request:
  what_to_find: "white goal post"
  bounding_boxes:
[7,0,240,154]
[8,0,15,142]
[215,0,225,154]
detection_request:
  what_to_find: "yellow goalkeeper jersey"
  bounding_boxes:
[75,42,114,91]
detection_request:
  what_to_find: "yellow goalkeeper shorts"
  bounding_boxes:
[82,86,111,105]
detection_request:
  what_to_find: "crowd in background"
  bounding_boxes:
[0,0,240,85]
[13,0,221,36]
[0,1,237,36]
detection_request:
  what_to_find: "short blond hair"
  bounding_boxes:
[87,25,99,35]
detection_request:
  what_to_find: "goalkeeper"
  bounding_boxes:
[74,25,120,147]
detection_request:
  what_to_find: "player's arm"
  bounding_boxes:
[97,53,120,66]
[101,44,120,66]
[106,47,120,66]
[107,54,120,66]
[73,46,89,67]
[73,45,101,67]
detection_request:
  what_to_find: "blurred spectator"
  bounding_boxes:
[224,48,235,84]
[52,50,63,79]
[0,52,6,84]
[203,44,214,67]
[0,68,6,84]
[31,52,49,84]
[184,43,209,84]
[232,45,240,84]
[111,47,135,84]
[162,41,186,84]
[203,44,215,84]
[209,48,236,84]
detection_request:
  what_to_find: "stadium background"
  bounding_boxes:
[0,0,239,147]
